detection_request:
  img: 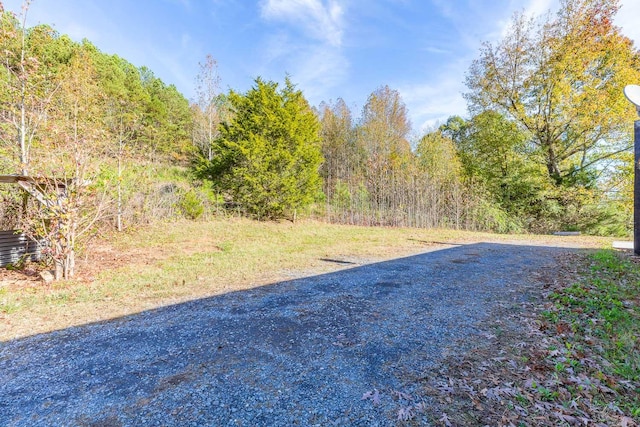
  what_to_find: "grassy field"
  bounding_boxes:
[0,218,613,341]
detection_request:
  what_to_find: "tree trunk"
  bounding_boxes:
[64,250,75,279]
[54,259,63,281]
[117,146,123,232]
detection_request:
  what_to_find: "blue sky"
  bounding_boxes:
[2,0,639,135]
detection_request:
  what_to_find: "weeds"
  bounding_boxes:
[419,249,639,426]
[526,249,640,421]
[549,251,639,382]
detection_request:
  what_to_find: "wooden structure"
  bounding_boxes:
[0,174,67,267]
[0,230,42,267]
[0,174,68,206]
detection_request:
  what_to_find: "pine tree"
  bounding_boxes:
[205,77,322,219]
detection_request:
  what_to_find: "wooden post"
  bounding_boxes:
[635,120,640,255]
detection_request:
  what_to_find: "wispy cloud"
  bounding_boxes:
[287,45,349,101]
[260,0,344,47]
[422,45,451,55]
[258,0,348,103]
[523,0,556,18]
[398,60,469,133]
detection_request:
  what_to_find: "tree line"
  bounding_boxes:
[195,0,639,235]
[1,0,638,279]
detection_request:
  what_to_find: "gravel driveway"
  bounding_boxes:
[0,242,574,426]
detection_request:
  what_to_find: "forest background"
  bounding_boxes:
[1,0,639,279]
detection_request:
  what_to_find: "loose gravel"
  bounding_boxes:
[0,242,573,426]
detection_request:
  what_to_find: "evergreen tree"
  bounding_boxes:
[203,77,322,219]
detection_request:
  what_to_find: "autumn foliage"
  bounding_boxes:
[1,0,640,278]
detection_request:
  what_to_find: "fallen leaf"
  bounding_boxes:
[362,388,381,406]
[397,406,414,422]
[439,412,452,427]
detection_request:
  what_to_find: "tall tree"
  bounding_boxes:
[443,112,549,224]
[95,52,147,231]
[465,0,640,188]
[318,99,362,207]
[415,130,468,228]
[25,47,108,279]
[358,85,412,212]
[416,129,463,188]
[139,67,192,160]
[203,77,323,219]
[193,54,222,161]
[0,4,59,175]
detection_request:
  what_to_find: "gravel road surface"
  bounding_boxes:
[0,242,574,426]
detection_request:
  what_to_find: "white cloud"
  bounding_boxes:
[398,62,469,134]
[523,0,556,18]
[258,0,349,102]
[260,0,344,47]
[616,0,640,47]
[288,45,349,102]
[256,30,348,103]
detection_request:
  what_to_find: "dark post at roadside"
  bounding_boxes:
[623,85,640,256]
[636,120,640,256]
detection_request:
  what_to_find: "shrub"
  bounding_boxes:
[178,189,205,220]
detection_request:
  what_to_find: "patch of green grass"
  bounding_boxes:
[548,249,640,417]
[536,386,559,402]
[0,287,21,314]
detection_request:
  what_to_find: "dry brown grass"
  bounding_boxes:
[0,218,613,341]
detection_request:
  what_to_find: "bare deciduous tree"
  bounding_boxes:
[193,54,222,160]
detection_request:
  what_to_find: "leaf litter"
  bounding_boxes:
[409,251,639,426]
